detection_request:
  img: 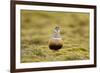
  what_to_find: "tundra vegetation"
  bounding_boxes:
[21,10,90,63]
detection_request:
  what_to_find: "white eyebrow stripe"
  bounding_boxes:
[52,38,62,40]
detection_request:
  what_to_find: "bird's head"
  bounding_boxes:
[54,26,60,33]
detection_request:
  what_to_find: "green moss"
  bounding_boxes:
[21,10,90,63]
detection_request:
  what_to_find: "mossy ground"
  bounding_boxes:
[21,10,90,63]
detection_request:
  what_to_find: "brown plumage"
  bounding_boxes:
[48,26,63,51]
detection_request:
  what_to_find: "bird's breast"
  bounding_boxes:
[48,38,63,50]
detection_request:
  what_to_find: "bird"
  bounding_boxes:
[48,26,63,51]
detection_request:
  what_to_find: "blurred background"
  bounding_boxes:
[21,10,90,63]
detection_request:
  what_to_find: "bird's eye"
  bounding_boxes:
[55,26,60,31]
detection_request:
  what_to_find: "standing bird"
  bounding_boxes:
[48,26,63,51]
